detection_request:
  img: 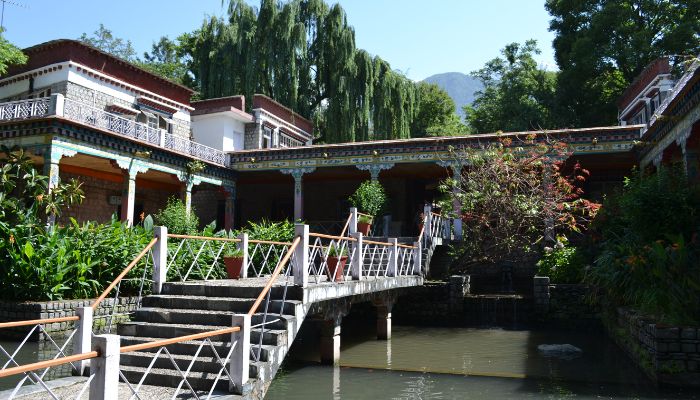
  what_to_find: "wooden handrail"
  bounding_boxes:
[120,326,241,353]
[0,316,79,330]
[339,213,352,238]
[247,236,301,317]
[168,234,240,242]
[363,239,392,246]
[357,212,372,217]
[249,239,294,246]
[309,232,357,242]
[0,351,98,378]
[397,243,417,249]
[91,238,158,310]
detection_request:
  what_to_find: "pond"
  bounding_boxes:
[266,325,699,399]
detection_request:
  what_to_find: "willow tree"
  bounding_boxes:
[184,0,418,143]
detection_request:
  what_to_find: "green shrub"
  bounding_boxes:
[154,197,199,235]
[588,167,700,325]
[536,238,586,284]
[348,181,387,217]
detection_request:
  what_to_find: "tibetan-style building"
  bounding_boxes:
[1,40,698,236]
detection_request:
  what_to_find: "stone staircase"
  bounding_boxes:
[117,280,306,397]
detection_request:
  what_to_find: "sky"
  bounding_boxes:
[2,0,557,81]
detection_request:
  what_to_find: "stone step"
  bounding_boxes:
[142,295,300,315]
[134,308,293,330]
[161,281,302,300]
[119,364,253,394]
[120,336,277,362]
[120,351,265,378]
[117,322,288,347]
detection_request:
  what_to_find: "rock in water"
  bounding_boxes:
[537,344,583,359]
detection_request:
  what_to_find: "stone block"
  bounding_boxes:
[681,329,698,340]
[668,343,681,353]
[682,343,697,353]
[656,327,680,340]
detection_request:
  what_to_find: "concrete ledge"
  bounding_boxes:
[302,276,423,303]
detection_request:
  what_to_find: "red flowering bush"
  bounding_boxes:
[440,134,599,269]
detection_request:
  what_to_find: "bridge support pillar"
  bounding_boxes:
[320,319,341,365]
[373,296,396,340]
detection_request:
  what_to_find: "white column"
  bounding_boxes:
[351,232,363,280]
[184,180,194,218]
[281,168,315,221]
[293,224,309,287]
[121,168,137,227]
[349,207,358,235]
[451,164,463,241]
[423,204,432,244]
[74,307,93,376]
[49,93,65,117]
[387,238,398,277]
[376,303,393,340]
[224,184,236,232]
[237,232,249,279]
[89,334,120,400]
[152,226,168,294]
[229,314,251,394]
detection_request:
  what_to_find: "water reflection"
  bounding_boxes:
[267,324,700,399]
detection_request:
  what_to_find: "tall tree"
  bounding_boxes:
[0,29,26,76]
[411,82,466,137]
[546,0,700,127]
[465,40,557,134]
[140,36,192,87]
[79,24,137,61]
[185,0,418,143]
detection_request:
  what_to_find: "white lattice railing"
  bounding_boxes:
[0,95,228,167]
[0,97,51,121]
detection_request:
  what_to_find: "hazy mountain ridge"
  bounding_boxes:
[423,72,482,120]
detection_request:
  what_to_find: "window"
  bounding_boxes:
[650,93,661,115]
[137,111,159,130]
[263,127,272,148]
[631,108,646,125]
[279,133,304,148]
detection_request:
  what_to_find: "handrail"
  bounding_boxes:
[309,232,357,242]
[247,236,301,317]
[397,243,416,249]
[120,326,241,354]
[91,237,158,310]
[339,213,352,238]
[357,212,372,217]
[167,234,240,242]
[0,351,98,378]
[0,316,79,330]
[363,239,392,246]
[248,239,294,246]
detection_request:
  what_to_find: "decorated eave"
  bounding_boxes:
[5,39,196,106]
[228,126,643,172]
[638,61,700,163]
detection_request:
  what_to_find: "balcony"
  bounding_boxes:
[0,95,228,167]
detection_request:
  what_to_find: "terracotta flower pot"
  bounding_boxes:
[326,256,348,282]
[357,222,372,235]
[224,256,244,279]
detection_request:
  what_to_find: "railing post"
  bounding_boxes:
[230,314,250,395]
[294,224,309,287]
[423,204,432,245]
[89,334,120,400]
[237,232,249,279]
[413,241,422,276]
[159,129,167,147]
[152,226,168,294]
[351,232,363,280]
[349,207,358,235]
[388,238,398,277]
[74,306,93,376]
[49,93,64,117]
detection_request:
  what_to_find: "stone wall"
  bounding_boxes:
[0,297,140,341]
[532,277,600,328]
[606,308,700,387]
[244,122,261,150]
[393,282,451,325]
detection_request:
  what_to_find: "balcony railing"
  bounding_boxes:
[0,95,228,167]
[0,97,50,121]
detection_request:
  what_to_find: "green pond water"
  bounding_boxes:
[266,325,699,400]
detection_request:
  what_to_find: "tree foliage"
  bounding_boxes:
[412,82,466,137]
[441,136,599,268]
[465,40,557,134]
[184,0,418,143]
[546,0,700,127]
[79,24,137,61]
[0,29,27,76]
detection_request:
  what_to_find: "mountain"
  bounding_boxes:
[423,72,482,120]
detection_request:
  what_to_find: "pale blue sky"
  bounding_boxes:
[3,0,556,81]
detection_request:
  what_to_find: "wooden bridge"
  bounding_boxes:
[0,207,452,399]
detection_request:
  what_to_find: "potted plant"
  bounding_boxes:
[348,181,387,236]
[326,246,348,282]
[223,247,245,279]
